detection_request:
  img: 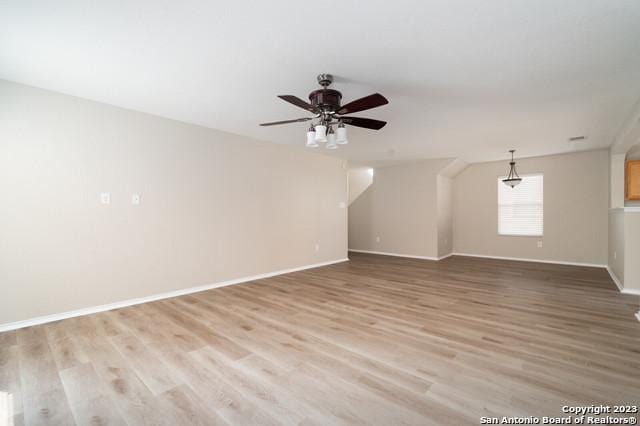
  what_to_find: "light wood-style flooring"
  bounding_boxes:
[1,253,639,425]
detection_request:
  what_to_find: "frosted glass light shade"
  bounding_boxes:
[502,178,522,188]
[314,125,327,143]
[326,132,337,149]
[336,126,348,144]
[306,129,318,147]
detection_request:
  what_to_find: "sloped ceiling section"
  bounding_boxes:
[1,0,640,164]
[611,97,640,156]
[439,159,469,179]
[348,168,374,206]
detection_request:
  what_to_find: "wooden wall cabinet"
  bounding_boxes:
[625,160,640,200]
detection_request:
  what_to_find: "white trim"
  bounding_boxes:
[451,252,606,268]
[348,249,439,261]
[635,312,640,323]
[437,253,454,260]
[0,258,349,333]
[607,265,640,295]
[610,206,640,213]
[607,266,624,292]
[497,233,544,237]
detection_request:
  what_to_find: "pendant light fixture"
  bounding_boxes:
[502,150,522,188]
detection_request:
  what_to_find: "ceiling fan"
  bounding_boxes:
[259,74,389,149]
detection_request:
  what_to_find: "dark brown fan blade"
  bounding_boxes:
[278,95,320,113]
[259,117,312,126]
[341,116,387,130]
[337,93,388,115]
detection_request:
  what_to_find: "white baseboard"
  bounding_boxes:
[452,252,606,268]
[605,266,640,295]
[348,249,439,261]
[437,253,454,260]
[0,258,350,333]
[606,267,624,292]
[636,312,640,323]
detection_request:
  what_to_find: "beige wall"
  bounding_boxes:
[453,150,609,265]
[348,160,449,258]
[623,212,640,291]
[608,209,625,284]
[437,175,453,257]
[609,209,640,292]
[610,209,640,292]
[610,154,626,208]
[348,167,373,205]
[0,80,348,325]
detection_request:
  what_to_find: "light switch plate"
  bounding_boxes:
[131,194,141,205]
[537,241,543,248]
[100,193,110,205]
[339,201,346,209]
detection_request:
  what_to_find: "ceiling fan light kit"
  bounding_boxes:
[502,149,523,188]
[260,74,388,149]
[336,122,348,145]
[314,124,327,143]
[306,125,318,147]
[326,127,338,149]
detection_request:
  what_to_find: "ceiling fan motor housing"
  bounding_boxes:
[309,89,342,113]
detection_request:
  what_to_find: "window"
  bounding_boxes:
[498,174,543,236]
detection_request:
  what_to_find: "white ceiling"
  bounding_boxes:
[2,0,640,165]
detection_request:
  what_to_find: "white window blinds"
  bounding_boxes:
[498,174,543,236]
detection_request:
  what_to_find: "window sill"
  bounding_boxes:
[498,234,543,237]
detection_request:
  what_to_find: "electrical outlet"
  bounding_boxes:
[131,194,141,205]
[100,193,110,205]
[315,244,320,252]
[375,236,381,243]
[537,241,543,248]
[338,201,346,209]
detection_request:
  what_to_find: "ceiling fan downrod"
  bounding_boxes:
[317,73,333,88]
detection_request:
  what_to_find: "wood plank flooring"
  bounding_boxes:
[1,253,639,425]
